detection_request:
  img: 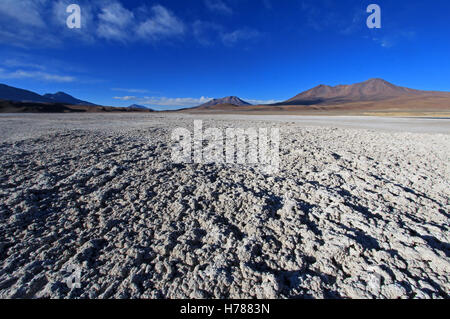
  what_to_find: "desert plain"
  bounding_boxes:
[0,113,449,298]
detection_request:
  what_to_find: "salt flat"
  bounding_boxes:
[1,114,449,140]
[0,113,448,298]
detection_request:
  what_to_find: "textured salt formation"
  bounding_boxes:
[0,114,448,298]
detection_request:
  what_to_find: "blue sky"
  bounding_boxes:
[0,0,449,110]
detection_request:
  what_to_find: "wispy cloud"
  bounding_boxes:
[113,95,281,107]
[246,99,281,105]
[221,28,261,46]
[0,1,186,47]
[299,0,371,35]
[299,0,351,32]
[136,5,185,41]
[371,31,416,48]
[112,88,151,94]
[0,69,76,83]
[0,1,260,48]
[96,2,185,42]
[0,54,97,84]
[193,21,261,47]
[96,2,185,43]
[113,95,213,107]
[204,0,233,15]
[297,1,417,50]
[113,96,138,101]
[97,2,135,41]
[0,0,59,48]
[3,59,47,71]
[0,0,46,28]
[192,20,224,46]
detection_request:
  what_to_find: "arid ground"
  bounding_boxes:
[0,113,448,298]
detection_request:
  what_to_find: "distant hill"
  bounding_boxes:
[0,83,53,103]
[0,84,155,113]
[279,78,447,105]
[180,79,450,115]
[43,92,95,106]
[128,104,153,111]
[2,80,449,115]
[197,96,251,108]
[0,83,96,106]
[0,99,154,113]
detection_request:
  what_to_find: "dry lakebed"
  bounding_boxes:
[0,113,449,299]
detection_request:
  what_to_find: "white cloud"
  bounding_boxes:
[3,59,47,70]
[204,0,232,15]
[137,5,185,40]
[51,0,97,43]
[113,95,212,107]
[299,1,366,34]
[0,1,259,48]
[94,2,185,42]
[0,53,97,84]
[193,21,262,47]
[0,1,186,47]
[0,0,47,28]
[379,38,393,48]
[113,95,280,107]
[113,96,138,101]
[0,0,61,47]
[112,88,150,94]
[97,1,135,41]
[221,28,261,46]
[246,99,281,105]
[0,69,76,82]
[193,20,224,46]
[99,2,134,26]
[0,0,265,53]
[372,31,416,48]
[0,0,95,47]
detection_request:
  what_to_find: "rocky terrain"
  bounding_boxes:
[0,113,448,299]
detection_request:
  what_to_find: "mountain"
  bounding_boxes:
[0,83,54,103]
[0,99,153,113]
[197,96,252,108]
[280,78,442,106]
[180,78,450,115]
[43,92,95,106]
[0,83,96,105]
[128,104,151,110]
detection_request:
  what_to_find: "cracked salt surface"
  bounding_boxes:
[0,114,448,298]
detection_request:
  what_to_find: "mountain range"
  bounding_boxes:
[185,78,450,114]
[0,84,95,105]
[43,92,95,106]
[0,83,55,104]
[1,79,450,114]
[0,84,154,113]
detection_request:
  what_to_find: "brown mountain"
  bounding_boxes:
[0,83,96,105]
[197,96,251,108]
[43,91,96,106]
[0,84,153,113]
[128,104,154,111]
[0,99,153,113]
[181,79,450,115]
[280,78,446,105]
[0,83,54,103]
